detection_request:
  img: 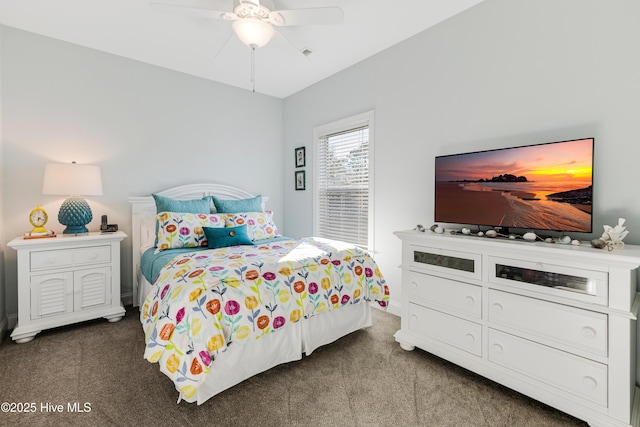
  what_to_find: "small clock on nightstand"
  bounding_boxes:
[29,204,50,234]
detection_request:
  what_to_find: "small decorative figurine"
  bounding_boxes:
[601,218,629,249]
[522,232,537,242]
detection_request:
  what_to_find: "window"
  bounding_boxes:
[313,111,374,250]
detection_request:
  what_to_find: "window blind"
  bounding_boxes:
[316,125,370,248]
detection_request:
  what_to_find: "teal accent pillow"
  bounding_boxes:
[211,195,262,213]
[153,194,211,214]
[203,225,255,249]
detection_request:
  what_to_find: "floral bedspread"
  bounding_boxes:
[141,237,389,402]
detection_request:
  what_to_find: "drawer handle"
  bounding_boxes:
[411,281,417,289]
[583,376,598,390]
[410,314,418,322]
[465,296,475,305]
[89,252,98,260]
[465,333,475,343]
[492,343,503,353]
[492,303,503,312]
[48,257,57,264]
[581,326,596,339]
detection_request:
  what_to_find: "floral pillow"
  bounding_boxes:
[224,211,280,241]
[156,212,226,251]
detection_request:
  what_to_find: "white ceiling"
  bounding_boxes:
[0,0,484,98]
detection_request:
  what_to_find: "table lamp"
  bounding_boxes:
[42,162,103,234]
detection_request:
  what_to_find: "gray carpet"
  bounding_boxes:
[0,306,586,427]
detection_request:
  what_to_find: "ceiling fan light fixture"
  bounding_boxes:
[232,18,275,48]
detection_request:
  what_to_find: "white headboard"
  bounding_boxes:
[128,183,268,307]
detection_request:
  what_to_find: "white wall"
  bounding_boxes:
[283,0,640,314]
[1,26,284,317]
[0,25,6,338]
[2,0,640,321]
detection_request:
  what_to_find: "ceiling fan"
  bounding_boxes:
[151,0,344,92]
[151,0,344,49]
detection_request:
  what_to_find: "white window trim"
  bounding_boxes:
[312,110,375,251]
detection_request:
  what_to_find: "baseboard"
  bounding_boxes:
[7,313,17,331]
[632,386,640,427]
[371,302,402,317]
[121,291,133,307]
[386,300,401,317]
[0,316,7,343]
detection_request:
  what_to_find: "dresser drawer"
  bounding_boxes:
[405,244,481,281]
[489,329,607,406]
[488,290,607,358]
[408,271,481,319]
[74,246,111,265]
[489,256,608,306]
[408,303,482,356]
[31,249,74,271]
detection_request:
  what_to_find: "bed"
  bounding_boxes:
[128,183,390,404]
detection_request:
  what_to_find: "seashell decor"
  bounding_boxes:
[600,218,629,249]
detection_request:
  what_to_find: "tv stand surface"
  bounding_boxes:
[394,230,640,427]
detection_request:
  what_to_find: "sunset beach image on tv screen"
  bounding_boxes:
[434,138,593,233]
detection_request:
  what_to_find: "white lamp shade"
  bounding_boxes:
[232,18,275,48]
[42,163,103,196]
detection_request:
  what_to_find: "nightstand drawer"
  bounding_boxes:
[74,246,111,265]
[31,249,74,271]
[30,246,111,271]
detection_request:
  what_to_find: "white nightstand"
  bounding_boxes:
[8,231,127,343]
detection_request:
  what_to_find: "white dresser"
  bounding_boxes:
[394,229,640,427]
[8,231,127,343]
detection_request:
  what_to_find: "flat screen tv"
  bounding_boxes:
[434,137,594,234]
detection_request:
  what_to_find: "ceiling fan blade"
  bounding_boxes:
[149,3,235,20]
[269,7,344,27]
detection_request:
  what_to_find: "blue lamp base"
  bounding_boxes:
[58,196,93,234]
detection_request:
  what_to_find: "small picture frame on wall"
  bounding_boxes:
[295,146,306,168]
[295,170,306,191]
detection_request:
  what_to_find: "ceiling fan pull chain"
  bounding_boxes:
[251,46,256,93]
